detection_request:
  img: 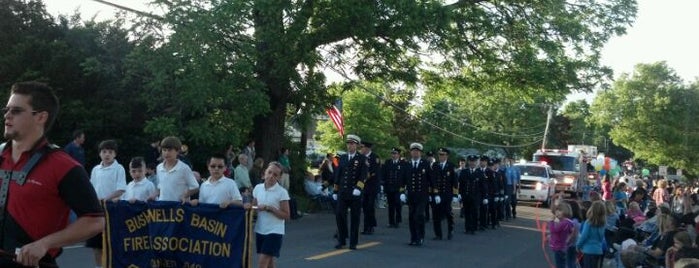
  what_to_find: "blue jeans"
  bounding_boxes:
[553,249,566,268]
[566,245,578,268]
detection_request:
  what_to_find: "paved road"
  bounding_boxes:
[57,202,553,268]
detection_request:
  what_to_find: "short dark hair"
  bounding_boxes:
[208,153,227,164]
[130,157,145,169]
[72,129,84,140]
[10,81,60,132]
[98,139,118,153]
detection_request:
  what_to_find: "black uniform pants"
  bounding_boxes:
[386,191,402,225]
[496,196,504,221]
[432,196,454,238]
[489,198,498,227]
[479,199,489,228]
[462,196,478,232]
[408,197,427,242]
[362,191,377,231]
[336,196,362,246]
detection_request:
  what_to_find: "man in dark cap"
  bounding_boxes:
[382,147,405,228]
[332,134,368,250]
[360,141,381,235]
[401,143,433,246]
[487,158,504,229]
[478,155,490,230]
[458,155,481,234]
[424,150,436,223]
[430,147,458,240]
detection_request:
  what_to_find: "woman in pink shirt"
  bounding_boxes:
[601,174,612,201]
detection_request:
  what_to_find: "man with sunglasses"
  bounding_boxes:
[0,81,104,267]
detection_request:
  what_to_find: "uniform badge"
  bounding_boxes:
[422,169,425,174]
[447,171,450,176]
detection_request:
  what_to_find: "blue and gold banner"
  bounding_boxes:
[104,201,252,268]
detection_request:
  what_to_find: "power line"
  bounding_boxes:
[319,48,546,138]
[328,67,544,148]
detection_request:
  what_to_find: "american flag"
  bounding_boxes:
[325,105,344,137]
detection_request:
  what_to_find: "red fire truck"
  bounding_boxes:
[532,148,589,198]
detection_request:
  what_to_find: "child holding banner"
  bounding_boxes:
[88,139,127,268]
[120,157,156,203]
[190,153,250,209]
[253,162,290,268]
[150,136,199,202]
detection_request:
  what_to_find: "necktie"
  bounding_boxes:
[414,161,418,169]
[441,163,445,170]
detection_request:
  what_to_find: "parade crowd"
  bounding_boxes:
[547,171,699,268]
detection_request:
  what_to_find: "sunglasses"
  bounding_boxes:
[208,165,225,169]
[2,107,40,116]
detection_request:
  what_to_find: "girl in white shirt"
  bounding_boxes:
[252,161,290,268]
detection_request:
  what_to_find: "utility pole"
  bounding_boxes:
[541,104,553,150]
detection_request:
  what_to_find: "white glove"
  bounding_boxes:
[352,189,361,196]
[504,195,509,200]
[332,194,338,201]
[380,186,384,192]
[458,194,462,202]
[452,196,459,203]
[435,196,441,204]
[495,197,500,202]
[400,193,407,203]
[482,199,488,205]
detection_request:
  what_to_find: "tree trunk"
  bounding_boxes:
[253,93,287,163]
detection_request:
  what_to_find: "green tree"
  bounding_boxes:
[589,62,699,173]
[317,82,398,157]
[0,1,149,167]
[419,74,549,158]
[138,0,637,162]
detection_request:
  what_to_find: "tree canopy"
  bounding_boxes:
[137,0,637,161]
[590,62,699,174]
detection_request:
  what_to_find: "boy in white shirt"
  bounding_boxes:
[190,153,251,209]
[120,157,156,203]
[87,139,127,268]
[150,136,199,202]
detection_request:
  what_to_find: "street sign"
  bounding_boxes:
[659,166,668,176]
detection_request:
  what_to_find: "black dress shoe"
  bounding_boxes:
[408,241,417,246]
[334,243,346,249]
[349,245,357,250]
[416,239,424,246]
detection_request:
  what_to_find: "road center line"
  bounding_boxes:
[500,224,540,232]
[305,241,381,260]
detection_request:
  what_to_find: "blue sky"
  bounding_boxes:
[45,0,698,103]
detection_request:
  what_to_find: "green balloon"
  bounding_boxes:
[642,168,650,176]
